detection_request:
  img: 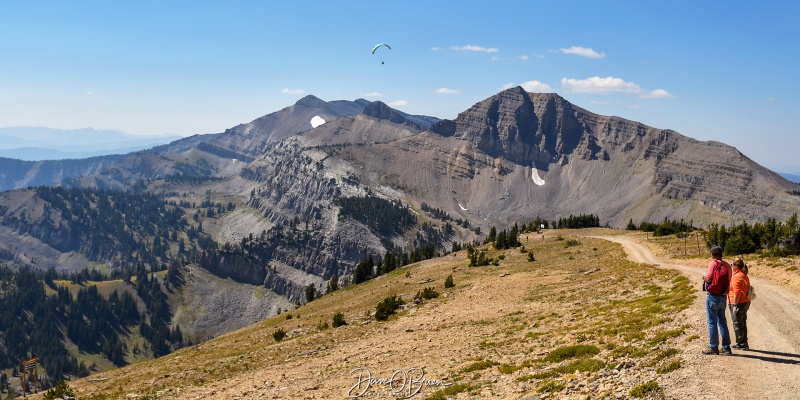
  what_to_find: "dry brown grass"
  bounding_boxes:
[57,228,695,400]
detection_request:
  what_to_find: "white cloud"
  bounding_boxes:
[560,46,606,59]
[520,80,553,92]
[640,89,673,99]
[451,45,498,53]
[431,46,442,51]
[628,104,641,109]
[499,82,515,91]
[561,76,641,94]
[490,56,499,61]
[363,92,383,98]
[590,100,609,105]
[435,88,460,94]
[389,100,408,107]
[518,55,529,60]
[282,88,304,94]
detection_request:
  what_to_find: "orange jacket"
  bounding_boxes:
[728,269,750,305]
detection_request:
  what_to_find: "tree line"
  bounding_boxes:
[0,261,187,393]
[626,217,695,237]
[706,213,800,256]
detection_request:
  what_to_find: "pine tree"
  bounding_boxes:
[305,283,317,303]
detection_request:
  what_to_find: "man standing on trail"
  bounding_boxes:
[702,245,733,355]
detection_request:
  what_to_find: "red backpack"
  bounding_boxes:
[705,260,730,295]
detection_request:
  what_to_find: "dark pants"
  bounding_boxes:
[729,301,750,346]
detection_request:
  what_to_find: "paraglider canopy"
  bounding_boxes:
[371,43,391,54]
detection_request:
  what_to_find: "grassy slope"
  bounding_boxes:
[59,228,699,399]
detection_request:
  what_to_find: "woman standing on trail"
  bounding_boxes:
[728,259,751,350]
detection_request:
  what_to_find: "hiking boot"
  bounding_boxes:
[732,344,749,350]
[702,347,719,355]
[721,347,733,355]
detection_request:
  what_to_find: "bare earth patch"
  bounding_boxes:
[55,229,799,400]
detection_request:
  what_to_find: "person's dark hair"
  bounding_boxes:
[710,245,723,258]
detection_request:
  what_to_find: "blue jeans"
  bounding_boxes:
[706,294,731,349]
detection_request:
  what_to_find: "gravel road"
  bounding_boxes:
[597,236,800,399]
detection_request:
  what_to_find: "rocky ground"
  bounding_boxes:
[36,229,800,400]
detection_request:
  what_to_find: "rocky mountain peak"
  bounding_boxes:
[362,101,424,130]
[430,86,546,165]
[294,95,327,108]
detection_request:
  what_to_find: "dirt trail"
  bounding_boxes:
[596,236,800,399]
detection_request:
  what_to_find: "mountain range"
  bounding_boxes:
[0,127,182,161]
[0,88,799,382]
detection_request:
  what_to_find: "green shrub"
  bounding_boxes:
[527,252,535,262]
[332,312,347,328]
[630,381,661,398]
[657,359,682,374]
[542,344,600,362]
[444,274,455,288]
[554,358,605,374]
[650,348,679,364]
[415,287,440,301]
[424,383,472,400]
[649,328,684,346]
[461,360,494,373]
[375,294,404,321]
[317,321,330,331]
[537,380,565,393]
[497,363,519,374]
[273,327,287,342]
[43,381,75,400]
[611,345,648,358]
[564,239,581,247]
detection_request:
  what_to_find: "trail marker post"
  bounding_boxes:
[21,358,38,396]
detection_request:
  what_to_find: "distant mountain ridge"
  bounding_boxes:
[0,127,182,161]
[779,172,800,184]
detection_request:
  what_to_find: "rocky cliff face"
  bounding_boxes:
[346,87,800,229]
[3,89,799,341]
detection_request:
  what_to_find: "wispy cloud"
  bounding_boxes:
[431,46,442,51]
[640,89,673,99]
[518,55,529,60]
[560,46,606,59]
[520,80,553,92]
[389,100,408,107]
[282,88,304,94]
[561,76,641,94]
[499,82,515,91]
[435,88,460,94]
[628,104,641,109]
[590,100,609,105]
[451,45,498,53]
[363,92,383,98]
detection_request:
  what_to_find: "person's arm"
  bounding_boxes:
[703,262,715,282]
[731,274,742,311]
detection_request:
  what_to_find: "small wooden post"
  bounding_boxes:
[21,358,38,396]
[21,362,25,397]
[696,232,701,255]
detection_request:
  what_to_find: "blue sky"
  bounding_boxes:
[2,1,798,171]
